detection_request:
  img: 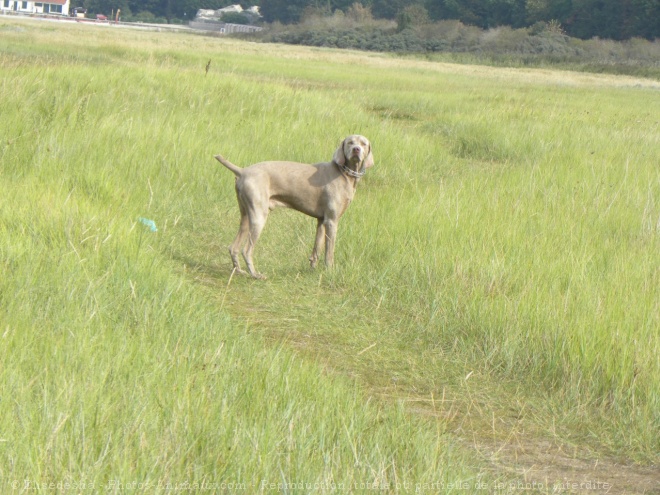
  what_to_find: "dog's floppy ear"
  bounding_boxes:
[362,144,374,169]
[333,139,347,166]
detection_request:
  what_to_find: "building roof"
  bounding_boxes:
[48,0,68,5]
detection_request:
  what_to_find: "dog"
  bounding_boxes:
[215,135,373,279]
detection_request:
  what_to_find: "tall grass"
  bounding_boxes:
[337,83,660,458]
[0,21,485,491]
[0,16,658,491]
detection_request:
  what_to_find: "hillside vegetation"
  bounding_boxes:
[1,17,658,492]
[253,10,660,79]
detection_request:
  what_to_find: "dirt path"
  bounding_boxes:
[256,313,660,494]
[181,241,659,495]
[472,437,659,494]
[272,326,659,493]
[421,403,659,494]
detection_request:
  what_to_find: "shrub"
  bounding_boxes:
[124,11,167,24]
[221,12,250,25]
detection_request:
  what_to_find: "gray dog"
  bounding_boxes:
[215,135,374,279]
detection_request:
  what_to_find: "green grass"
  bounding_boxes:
[1,16,659,492]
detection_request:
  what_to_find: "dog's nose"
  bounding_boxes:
[352,146,361,154]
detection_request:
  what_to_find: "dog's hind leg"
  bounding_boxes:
[229,211,249,276]
[242,207,268,279]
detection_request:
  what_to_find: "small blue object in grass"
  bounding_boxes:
[138,217,158,232]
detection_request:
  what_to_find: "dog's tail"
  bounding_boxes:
[214,155,243,177]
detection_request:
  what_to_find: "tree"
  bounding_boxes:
[127,0,169,20]
[397,4,429,30]
[486,0,521,28]
[626,0,659,39]
[423,0,492,28]
[372,0,418,19]
[83,0,130,16]
[346,2,374,22]
[170,0,234,20]
[565,0,620,39]
[222,11,251,23]
[332,0,364,12]
[260,0,311,23]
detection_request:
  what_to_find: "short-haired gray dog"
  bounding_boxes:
[215,135,374,279]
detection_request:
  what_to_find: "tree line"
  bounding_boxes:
[74,0,258,22]
[75,0,658,40]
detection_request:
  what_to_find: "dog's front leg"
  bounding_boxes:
[310,218,325,269]
[323,219,338,268]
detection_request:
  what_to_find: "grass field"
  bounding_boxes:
[1,17,659,493]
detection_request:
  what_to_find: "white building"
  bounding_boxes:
[196,4,260,20]
[1,0,70,16]
[191,4,262,33]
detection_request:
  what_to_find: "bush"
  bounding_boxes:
[124,11,168,24]
[221,12,250,25]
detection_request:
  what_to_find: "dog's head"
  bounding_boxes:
[333,135,374,170]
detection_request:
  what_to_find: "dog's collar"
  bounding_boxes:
[333,160,366,179]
